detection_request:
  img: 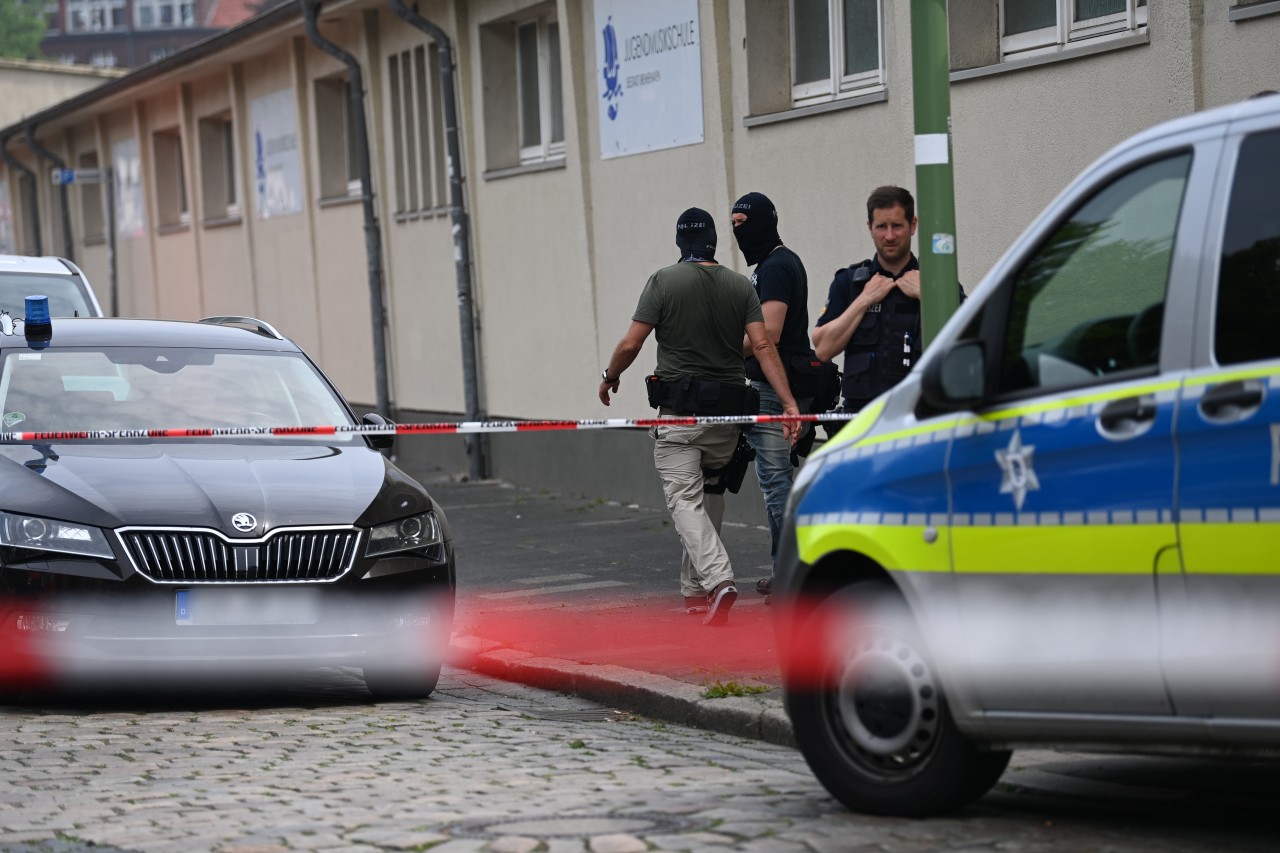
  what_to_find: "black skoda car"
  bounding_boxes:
[0,314,454,699]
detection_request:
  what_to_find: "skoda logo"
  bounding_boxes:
[231,512,258,532]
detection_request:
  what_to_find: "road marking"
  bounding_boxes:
[477,580,629,600]
[512,573,592,585]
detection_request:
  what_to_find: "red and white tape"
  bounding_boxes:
[0,412,856,442]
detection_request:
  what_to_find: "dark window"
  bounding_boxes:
[1216,128,1280,366]
[998,153,1191,395]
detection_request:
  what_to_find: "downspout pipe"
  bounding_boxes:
[386,0,485,482]
[302,0,392,419]
[0,131,42,256]
[26,123,75,264]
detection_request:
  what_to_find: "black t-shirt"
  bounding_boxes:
[745,245,811,381]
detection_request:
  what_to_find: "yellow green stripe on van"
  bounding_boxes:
[1180,523,1280,575]
[796,519,1278,575]
[796,523,950,573]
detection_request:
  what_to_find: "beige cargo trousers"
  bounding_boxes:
[651,410,740,599]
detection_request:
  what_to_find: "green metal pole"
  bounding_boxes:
[910,0,960,350]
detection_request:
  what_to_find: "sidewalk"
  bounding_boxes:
[429,477,796,747]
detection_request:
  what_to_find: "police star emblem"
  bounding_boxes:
[996,429,1040,511]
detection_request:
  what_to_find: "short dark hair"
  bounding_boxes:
[866,185,915,223]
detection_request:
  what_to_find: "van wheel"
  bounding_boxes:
[785,582,1010,816]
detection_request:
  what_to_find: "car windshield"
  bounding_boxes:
[0,348,358,440]
[0,273,95,318]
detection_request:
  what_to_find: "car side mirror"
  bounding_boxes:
[362,412,395,451]
[922,340,988,411]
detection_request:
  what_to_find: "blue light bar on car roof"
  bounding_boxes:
[24,294,52,349]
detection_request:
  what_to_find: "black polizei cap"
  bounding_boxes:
[676,207,717,262]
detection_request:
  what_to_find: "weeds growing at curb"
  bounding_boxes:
[701,680,771,699]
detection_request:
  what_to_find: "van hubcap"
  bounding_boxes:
[832,632,941,777]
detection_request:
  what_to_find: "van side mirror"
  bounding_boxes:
[921,340,988,411]
[362,412,396,451]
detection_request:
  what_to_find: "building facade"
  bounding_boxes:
[39,0,271,68]
[2,0,1278,516]
[0,58,123,128]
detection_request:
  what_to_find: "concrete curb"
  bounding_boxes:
[449,634,796,748]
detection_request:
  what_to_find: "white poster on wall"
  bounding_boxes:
[250,88,303,218]
[112,138,146,239]
[595,0,704,159]
[0,178,13,254]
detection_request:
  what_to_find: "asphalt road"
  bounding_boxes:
[2,668,1278,853]
[436,477,776,606]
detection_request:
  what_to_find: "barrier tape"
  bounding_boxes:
[0,411,858,443]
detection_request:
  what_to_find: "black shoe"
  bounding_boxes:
[703,581,738,627]
[755,577,772,596]
[683,596,708,615]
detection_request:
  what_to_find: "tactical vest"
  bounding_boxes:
[837,260,923,409]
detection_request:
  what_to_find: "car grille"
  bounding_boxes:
[121,528,361,583]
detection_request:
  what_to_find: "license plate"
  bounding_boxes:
[175,588,321,626]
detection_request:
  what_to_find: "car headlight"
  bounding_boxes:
[365,511,443,557]
[0,511,114,559]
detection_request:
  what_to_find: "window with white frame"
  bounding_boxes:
[135,0,195,28]
[516,15,564,165]
[66,0,127,31]
[315,74,362,200]
[65,0,86,31]
[791,0,884,106]
[90,50,117,67]
[1001,0,1147,59]
[388,44,447,214]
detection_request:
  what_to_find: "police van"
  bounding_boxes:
[777,93,1280,816]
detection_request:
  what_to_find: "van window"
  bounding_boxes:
[998,153,1192,395]
[1215,128,1280,366]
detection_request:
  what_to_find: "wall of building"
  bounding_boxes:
[3,0,1278,522]
[0,60,122,128]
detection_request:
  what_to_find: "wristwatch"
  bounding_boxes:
[601,369,617,383]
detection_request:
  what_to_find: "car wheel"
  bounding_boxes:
[785,581,1010,816]
[362,590,450,701]
[362,659,442,700]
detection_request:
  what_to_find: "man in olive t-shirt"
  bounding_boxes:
[598,207,799,627]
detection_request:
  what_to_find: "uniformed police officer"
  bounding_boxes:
[599,207,800,627]
[814,186,958,412]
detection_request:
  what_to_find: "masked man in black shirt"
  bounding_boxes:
[731,192,815,603]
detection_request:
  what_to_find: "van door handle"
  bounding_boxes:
[1098,395,1157,437]
[1199,380,1264,421]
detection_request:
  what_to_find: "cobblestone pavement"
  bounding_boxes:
[2,669,1277,853]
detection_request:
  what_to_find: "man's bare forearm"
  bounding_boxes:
[753,339,798,411]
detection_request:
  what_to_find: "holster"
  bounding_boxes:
[703,430,755,495]
[783,350,830,399]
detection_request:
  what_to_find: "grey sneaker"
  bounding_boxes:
[703,580,738,627]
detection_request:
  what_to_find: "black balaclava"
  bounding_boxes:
[675,207,717,263]
[732,191,781,266]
